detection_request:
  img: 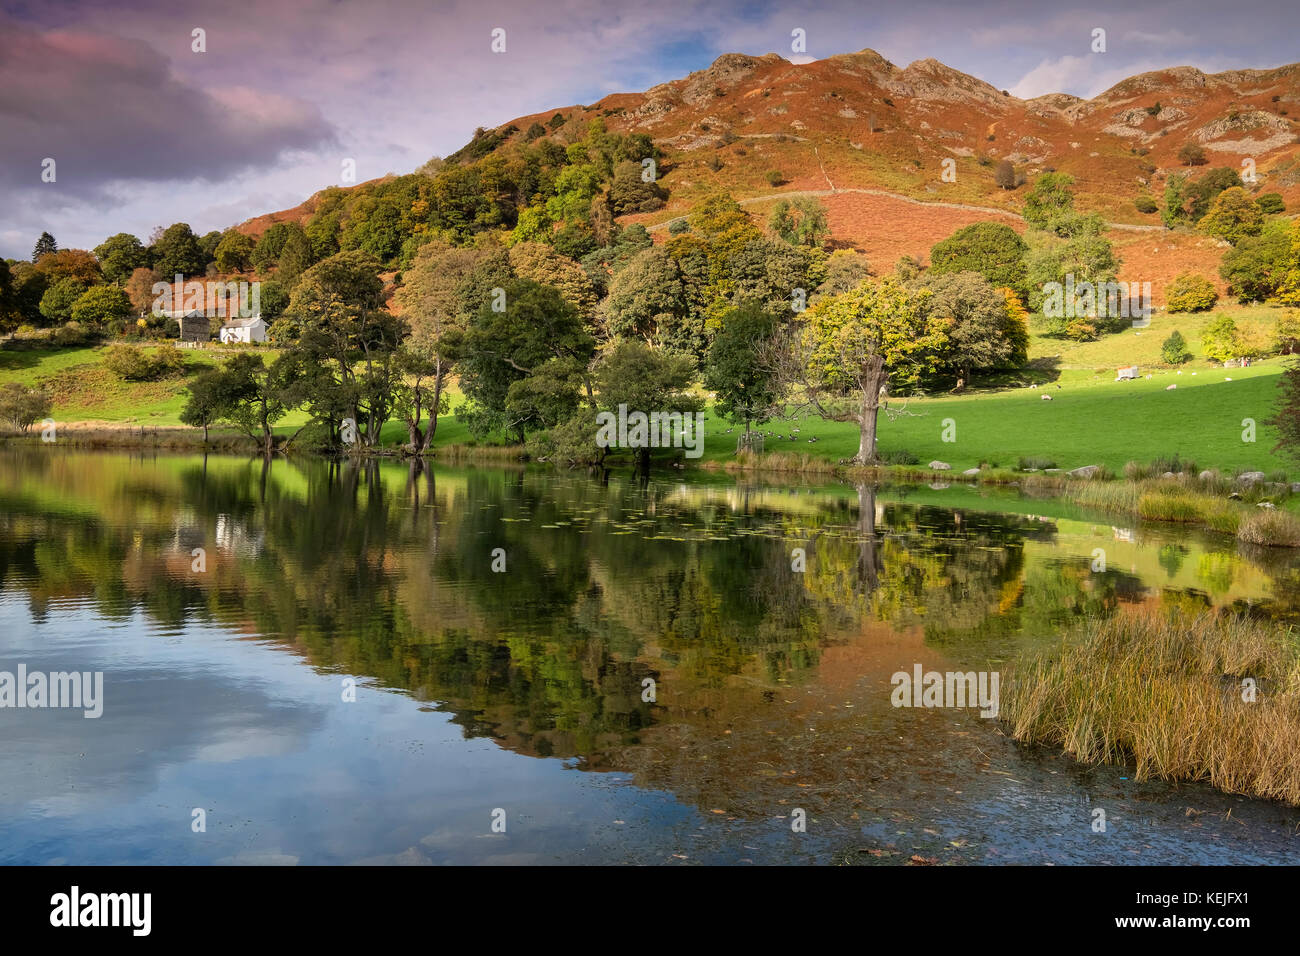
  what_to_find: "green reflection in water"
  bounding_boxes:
[1,448,1297,809]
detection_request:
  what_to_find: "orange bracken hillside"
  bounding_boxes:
[240,50,1300,302]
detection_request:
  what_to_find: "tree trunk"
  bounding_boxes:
[856,484,881,597]
[407,420,424,451]
[421,372,445,455]
[259,402,274,456]
[854,361,887,464]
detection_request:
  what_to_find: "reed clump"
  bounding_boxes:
[1002,610,1300,805]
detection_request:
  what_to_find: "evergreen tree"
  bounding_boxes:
[32,232,57,261]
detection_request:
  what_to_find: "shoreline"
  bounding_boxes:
[6,428,1300,546]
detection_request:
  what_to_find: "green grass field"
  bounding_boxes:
[1,317,1294,478]
[697,360,1288,475]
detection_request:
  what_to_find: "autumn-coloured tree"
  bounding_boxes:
[1198,187,1263,244]
[1274,222,1300,306]
[994,159,1017,190]
[124,267,157,317]
[1179,143,1207,166]
[1165,272,1219,312]
[790,276,948,463]
[392,240,490,451]
[915,271,1028,387]
[33,249,102,285]
[507,242,599,326]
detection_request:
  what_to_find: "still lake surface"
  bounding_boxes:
[1,448,1298,865]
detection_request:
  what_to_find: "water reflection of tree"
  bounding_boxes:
[2,449,1292,785]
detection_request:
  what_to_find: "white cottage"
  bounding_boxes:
[219,316,268,344]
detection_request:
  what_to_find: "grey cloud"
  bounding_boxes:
[0,18,337,198]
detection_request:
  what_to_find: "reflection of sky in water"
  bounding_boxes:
[4,589,1298,864]
[1,453,1299,865]
[0,597,719,865]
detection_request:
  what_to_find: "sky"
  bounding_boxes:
[2,0,1297,260]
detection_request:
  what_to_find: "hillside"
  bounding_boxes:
[574,50,1300,222]
[235,50,1300,302]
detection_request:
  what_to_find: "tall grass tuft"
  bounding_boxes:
[722,451,840,474]
[1018,455,1057,471]
[435,443,526,462]
[1003,610,1300,805]
[1238,509,1300,548]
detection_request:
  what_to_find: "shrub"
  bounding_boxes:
[1201,314,1239,362]
[0,383,52,434]
[1022,172,1077,232]
[1257,192,1286,215]
[1134,195,1159,214]
[1160,329,1192,364]
[1151,452,1197,475]
[894,255,923,281]
[51,321,93,347]
[102,344,186,382]
[1018,455,1057,470]
[1064,318,1098,341]
[765,170,785,187]
[1124,457,1197,480]
[928,221,1028,295]
[1165,272,1218,312]
[1178,142,1207,166]
[103,344,154,380]
[994,159,1016,190]
[879,448,919,465]
[152,343,187,377]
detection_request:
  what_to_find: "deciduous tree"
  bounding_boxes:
[789,276,948,463]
